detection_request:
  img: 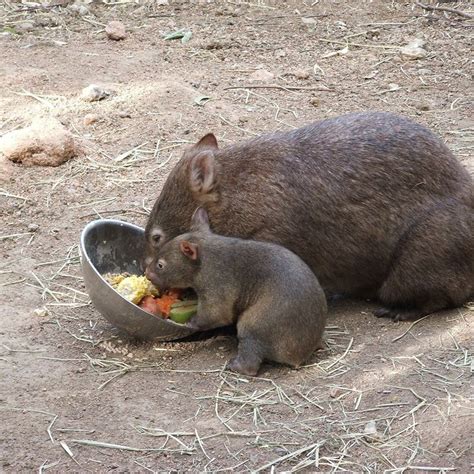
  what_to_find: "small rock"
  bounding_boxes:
[106,21,127,41]
[302,17,317,25]
[329,387,341,398]
[249,68,274,82]
[15,21,35,33]
[0,117,79,167]
[309,97,320,107]
[118,110,131,118]
[364,420,377,435]
[400,38,427,60]
[275,49,286,58]
[363,420,383,442]
[294,69,310,80]
[68,4,89,15]
[83,113,99,126]
[28,223,39,232]
[127,352,133,358]
[416,103,431,111]
[80,84,110,102]
[33,307,49,317]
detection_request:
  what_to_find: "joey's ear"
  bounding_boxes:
[191,207,210,232]
[195,133,218,150]
[189,150,218,197]
[179,240,199,261]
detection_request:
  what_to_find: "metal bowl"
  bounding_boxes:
[80,219,197,341]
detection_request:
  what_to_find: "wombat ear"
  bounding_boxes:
[189,150,217,197]
[195,133,218,150]
[179,240,199,261]
[191,207,210,232]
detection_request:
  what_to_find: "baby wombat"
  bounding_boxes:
[145,208,327,376]
[145,112,473,321]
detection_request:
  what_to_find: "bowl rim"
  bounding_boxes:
[80,218,193,328]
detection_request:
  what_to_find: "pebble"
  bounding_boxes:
[106,21,127,41]
[309,97,320,107]
[400,38,427,60]
[15,21,34,33]
[33,307,48,317]
[329,387,341,398]
[293,69,310,80]
[80,84,110,102]
[249,68,274,82]
[83,113,99,126]
[28,223,39,232]
[416,103,431,111]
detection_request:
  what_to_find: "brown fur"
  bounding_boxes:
[145,112,473,321]
[146,209,327,376]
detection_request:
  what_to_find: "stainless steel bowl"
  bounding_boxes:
[80,219,197,341]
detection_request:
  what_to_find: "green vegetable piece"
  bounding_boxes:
[171,299,198,309]
[169,305,197,324]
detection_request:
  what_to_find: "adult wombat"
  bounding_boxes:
[145,112,473,321]
[146,208,327,376]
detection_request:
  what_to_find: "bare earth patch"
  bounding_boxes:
[0,1,472,472]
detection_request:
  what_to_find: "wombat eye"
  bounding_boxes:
[150,230,163,246]
[157,259,165,270]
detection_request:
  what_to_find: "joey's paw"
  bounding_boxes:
[226,356,259,377]
[185,316,202,330]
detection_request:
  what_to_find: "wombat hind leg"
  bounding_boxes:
[226,354,262,377]
[226,338,263,376]
[377,202,473,321]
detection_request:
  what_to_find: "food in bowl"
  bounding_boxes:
[104,273,197,324]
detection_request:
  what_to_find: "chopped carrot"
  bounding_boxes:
[154,292,180,317]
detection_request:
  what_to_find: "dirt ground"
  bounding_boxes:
[1,0,473,472]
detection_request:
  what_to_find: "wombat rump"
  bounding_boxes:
[146,208,327,376]
[145,112,473,321]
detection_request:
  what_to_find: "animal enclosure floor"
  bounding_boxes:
[0,1,473,472]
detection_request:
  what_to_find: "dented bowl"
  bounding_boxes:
[80,219,197,341]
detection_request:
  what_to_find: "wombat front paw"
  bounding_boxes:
[374,307,426,322]
[226,356,259,377]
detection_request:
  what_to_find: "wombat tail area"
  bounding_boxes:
[376,199,474,321]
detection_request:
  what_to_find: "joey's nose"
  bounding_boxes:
[145,266,158,284]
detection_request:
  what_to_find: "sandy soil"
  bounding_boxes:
[0,1,473,472]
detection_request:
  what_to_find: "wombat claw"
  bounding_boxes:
[374,307,425,322]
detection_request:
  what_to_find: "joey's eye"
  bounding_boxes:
[157,259,165,270]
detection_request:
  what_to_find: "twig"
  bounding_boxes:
[71,439,194,454]
[415,1,473,19]
[392,315,430,343]
[59,440,80,465]
[253,441,324,472]
[224,84,334,92]
[318,38,400,50]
